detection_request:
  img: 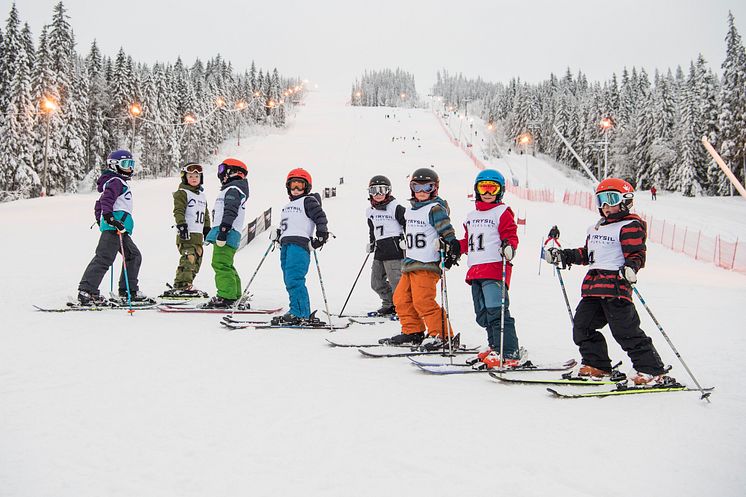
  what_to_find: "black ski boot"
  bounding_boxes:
[419,333,461,351]
[200,296,237,309]
[117,290,156,305]
[369,305,396,317]
[378,331,425,346]
[77,290,108,307]
[271,313,303,326]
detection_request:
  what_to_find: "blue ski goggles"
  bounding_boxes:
[595,191,626,207]
[109,158,135,171]
[410,182,436,193]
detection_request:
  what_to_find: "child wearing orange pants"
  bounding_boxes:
[380,167,461,351]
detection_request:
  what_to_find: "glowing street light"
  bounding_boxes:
[183,113,197,125]
[40,96,58,196]
[518,132,533,188]
[599,116,615,179]
[215,97,226,108]
[236,100,247,110]
[128,102,142,151]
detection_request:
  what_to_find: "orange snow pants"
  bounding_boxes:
[393,270,454,338]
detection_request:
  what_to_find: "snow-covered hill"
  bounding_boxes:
[1,92,745,497]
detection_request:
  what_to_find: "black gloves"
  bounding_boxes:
[311,231,329,249]
[216,223,231,247]
[103,212,125,232]
[176,223,190,240]
[444,239,461,269]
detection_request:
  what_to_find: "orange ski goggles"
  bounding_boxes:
[476,181,501,196]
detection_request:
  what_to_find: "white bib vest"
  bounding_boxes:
[465,205,508,267]
[184,189,209,234]
[404,203,440,263]
[367,200,403,241]
[280,197,315,240]
[586,220,635,270]
[212,185,247,232]
[105,177,133,214]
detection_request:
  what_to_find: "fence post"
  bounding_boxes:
[660,219,665,245]
[695,230,701,260]
[671,224,676,250]
[715,235,720,267]
[681,226,688,253]
[731,237,739,270]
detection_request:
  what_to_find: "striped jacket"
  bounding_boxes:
[402,196,457,274]
[565,213,646,302]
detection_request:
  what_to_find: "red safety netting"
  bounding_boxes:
[433,111,745,276]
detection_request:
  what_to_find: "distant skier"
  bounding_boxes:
[365,175,406,316]
[203,158,249,309]
[651,186,657,200]
[271,168,329,325]
[544,178,669,385]
[459,169,521,368]
[380,168,460,350]
[162,162,211,298]
[77,149,150,305]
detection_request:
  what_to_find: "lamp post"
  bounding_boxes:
[40,96,58,196]
[599,117,614,179]
[128,102,142,151]
[518,132,532,188]
[235,100,247,145]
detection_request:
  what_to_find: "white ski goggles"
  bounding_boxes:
[368,185,391,196]
[595,191,632,207]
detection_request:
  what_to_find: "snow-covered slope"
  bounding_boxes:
[1,92,745,497]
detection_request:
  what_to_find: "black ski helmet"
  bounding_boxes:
[369,175,392,187]
[409,167,439,197]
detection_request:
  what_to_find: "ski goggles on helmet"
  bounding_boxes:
[368,185,391,196]
[410,182,436,193]
[182,163,203,174]
[476,181,501,196]
[595,191,628,207]
[109,158,135,171]
[288,179,307,191]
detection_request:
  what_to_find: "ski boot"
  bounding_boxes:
[271,313,303,326]
[466,346,493,366]
[629,368,675,386]
[200,296,237,309]
[160,284,209,299]
[419,333,460,352]
[378,331,425,346]
[77,290,108,307]
[473,351,521,370]
[368,305,396,317]
[117,290,156,305]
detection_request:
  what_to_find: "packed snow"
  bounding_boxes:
[1,92,745,497]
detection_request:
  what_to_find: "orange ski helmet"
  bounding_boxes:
[286,167,312,195]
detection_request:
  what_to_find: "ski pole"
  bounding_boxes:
[312,248,335,332]
[438,243,454,358]
[109,264,114,294]
[338,252,371,317]
[229,239,277,318]
[117,231,133,315]
[499,255,507,368]
[632,286,711,403]
[555,267,574,327]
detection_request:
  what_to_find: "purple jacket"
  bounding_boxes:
[94,172,127,222]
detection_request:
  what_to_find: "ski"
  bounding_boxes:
[547,384,715,399]
[325,338,414,348]
[489,371,619,385]
[358,345,480,358]
[33,302,158,313]
[348,317,389,325]
[157,305,282,314]
[252,321,351,331]
[413,359,578,375]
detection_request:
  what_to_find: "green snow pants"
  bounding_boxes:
[211,244,242,300]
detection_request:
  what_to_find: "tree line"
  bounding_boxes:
[0,2,304,200]
[433,12,746,196]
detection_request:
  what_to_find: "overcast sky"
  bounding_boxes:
[3,0,744,93]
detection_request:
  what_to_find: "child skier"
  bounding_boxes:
[459,169,521,368]
[381,167,461,350]
[203,158,249,309]
[544,178,669,385]
[162,162,211,298]
[272,168,329,325]
[366,175,406,316]
[77,149,150,305]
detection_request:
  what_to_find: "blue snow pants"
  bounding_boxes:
[280,243,311,318]
[470,279,519,357]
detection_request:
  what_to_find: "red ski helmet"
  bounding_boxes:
[595,178,634,217]
[286,167,312,195]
